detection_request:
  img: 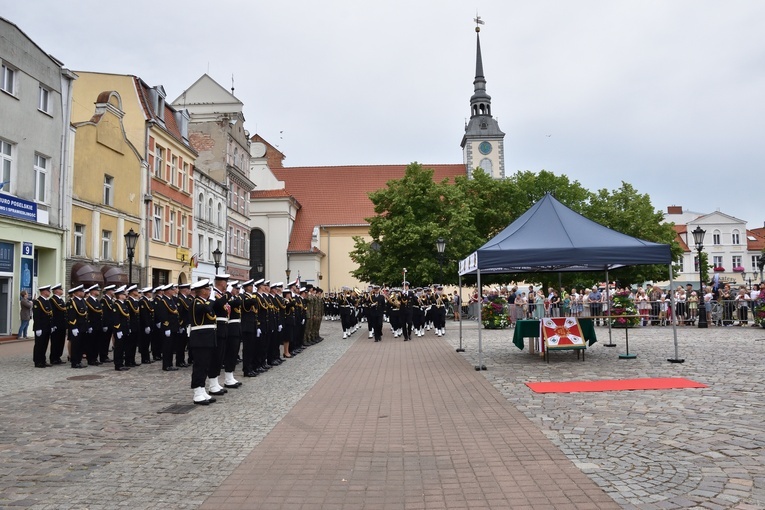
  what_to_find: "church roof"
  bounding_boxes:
[271,164,464,252]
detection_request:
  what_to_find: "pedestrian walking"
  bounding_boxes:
[18,290,32,339]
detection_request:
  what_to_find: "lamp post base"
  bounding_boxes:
[667,358,685,364]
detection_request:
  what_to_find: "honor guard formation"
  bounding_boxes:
[30,276,326,406]
[323,282,452,343]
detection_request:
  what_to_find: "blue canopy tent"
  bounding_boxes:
[457,193,680,367]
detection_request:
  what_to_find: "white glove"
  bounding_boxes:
[278,325,283,332]
[145,327,151,334]
[102,327,108,332]
[35,330,42,336]
[51,326,57,332]
[156,322,161,329]
[257,328,261,337]
[87,327,93,334]
[178,328,184,334]
[72,328,79,337]
[116,331,123,339]
[164,330,171,337]
[302,319,305,325]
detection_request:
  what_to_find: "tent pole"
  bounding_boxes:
[603,268,615,347]
[667,263,684,363]
[475,270,485,370]
[457,274,465,352]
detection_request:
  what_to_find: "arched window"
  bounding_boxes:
[479,158,493,174]
[249,228,266,279]
[197,193,204,218]
[217,202,223,227]
[207,198,213,222]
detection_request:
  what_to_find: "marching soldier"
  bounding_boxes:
[224,281,243,388]
[176,283,192,368]
[208,274,230,396]
[32,285,54,367]
[138,287,154,364]
[125,285,142,367]
[189,279,217,405]
[254,279,271,373]
[66,285,89,368]
[99,284,116,363]
[84,285,103,366]
[150,286,165,361]
[49,284,67,365]
[157,284,180,371]
[400,282,414,341]
[433,286,447,337]
[112,286,131,371]
[240,279,258,377]
[369,285,386,342]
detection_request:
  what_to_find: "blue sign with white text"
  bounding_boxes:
[0,194,37,221]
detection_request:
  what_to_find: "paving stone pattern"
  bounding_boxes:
[444,321,765,509]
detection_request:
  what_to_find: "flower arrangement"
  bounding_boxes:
[732,266,745,272]
[714,266,725,272]
[609,290,640,328]
[754,298,765,327]
[481,295,511,329]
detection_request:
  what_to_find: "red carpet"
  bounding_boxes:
[526,377,707,394]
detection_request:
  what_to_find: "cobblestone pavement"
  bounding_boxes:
[1,320,764,509]
[0,327,355,510]
[443,320,765,510]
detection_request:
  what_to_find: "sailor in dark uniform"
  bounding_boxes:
[189,279,217,405]
[369,285,386,342]
[49,284,67,365]
[32,285,54,367]
[176,283,192,368]
[84,285,103,366]
[240,279,258,377]
[66,285,89,368]
[138,287,154,364]
[223,281,243,388]
[208,274,230,396]
[158,284,180,371]
[125,285,142,366]
[112,286,131,371]
[99,284,116,363]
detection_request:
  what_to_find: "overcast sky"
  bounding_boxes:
[4,0,764,227]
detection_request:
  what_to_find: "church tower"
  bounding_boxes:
[461,24,505,179]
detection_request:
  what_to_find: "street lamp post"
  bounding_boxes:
[124,228,139,287]
[692,226,707,329]
[212,248,222,275]
[285,268,291,283]
[436,237,446,284]
[256,262,264,280]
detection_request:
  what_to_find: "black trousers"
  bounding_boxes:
[402,309,413,339]
[113,331,126,369]
[191,346,214,389]
[85,329,99,363]
[370,313,383,341]
[241,329,254,372]
[50,326,66,363]
[69,329,83,366]
[99,327,112,362]
[139,329,152,361]
[212,327,226,377]
[162,330,175,369]
[175,329,188,365]
[224,333,240,372]
[33,329,50,365]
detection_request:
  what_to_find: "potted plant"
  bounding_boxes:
[714,266,725,272]
[481,295,511,329]
[610,290,640,328]
[732,266,745,273]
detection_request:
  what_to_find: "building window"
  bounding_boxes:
[239,191,245,214]
[207,198,213,222]
[208,237,213,260]
[169,210,176,244]
[197,193,204,218]
[38,85,52,114]
[693,255,699,273]
[198,234,204,260]
[180,162,188,191]
[732,255,742,269]
[479,158,493,174]
[181,214,187,247]
[152,268,169,287]
[677,257,684,273]
[102,230,112,260]
[103,174,114,206]
[170,155,177,186]
[1,62,16,95]
[232,186,238,210]
[753,255,760,272]
[74,224,85,256]
[33,154,48,203]
[713,231,721,245]
[713,256,723,269]
[153,204,162,240]
[229,226,233,252]
[1,139,12,191]
[217,202,223,227]
[154,145,164,178]
[731,231,740,245]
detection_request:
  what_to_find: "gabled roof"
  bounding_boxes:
[171,73,243,111]
[272,164,464,252]
[747,228,765,251]
[460,193,672,274]
[133,77,196,154]
[251,188,295,200]
[672,225,690,252]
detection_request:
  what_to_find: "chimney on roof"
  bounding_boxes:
[667,206,683,215]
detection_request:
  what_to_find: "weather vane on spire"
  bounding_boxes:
[474,13,484,32]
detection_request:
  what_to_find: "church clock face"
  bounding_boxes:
[478,141,492,155]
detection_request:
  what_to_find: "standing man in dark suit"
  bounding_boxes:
[189,279,216,405]
[32,285,53,368]
[112,286,131,371]
[67,285,89,368]
[49,284,67,365]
